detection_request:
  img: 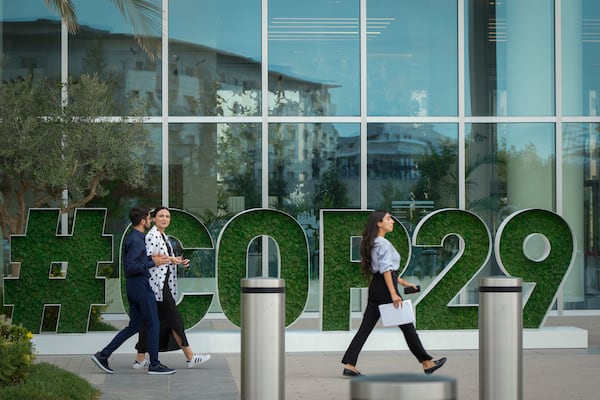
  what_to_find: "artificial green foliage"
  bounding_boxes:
[5,209,111,333]
[120,208,215,329]
[217,209,309,327]
[166,210,214,248]
[413,209,491,330]
[177,294,214,329]
[496,209,574,328]
[321,210,411,331]
[1,290,9,318]
[0,315,34,387]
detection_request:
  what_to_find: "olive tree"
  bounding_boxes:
[0,74,151,239]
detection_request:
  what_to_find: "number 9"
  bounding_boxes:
[495,208,575,328]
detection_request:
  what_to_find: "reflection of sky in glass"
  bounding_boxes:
[170,0,260,61]
[73,1,262,60]
[367,0,457,116]
[501,124,555,160]
[269,0,358,81]
[269,0,359,115]
[3,0,60,20]
[335,124,360,138]
[73,1,136,34]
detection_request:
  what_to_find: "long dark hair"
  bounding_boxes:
[359,210,388,277]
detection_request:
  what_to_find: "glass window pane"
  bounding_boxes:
[90,123,162,210]
[169,123,262,216]
[562,0,600,116]
[268,123,360,210]
[466,0,554,116]
[563,123,598,305]
[367,0,458,116]
[268,0,359,116]
[70,0,161,115]
[2,0,61,82]
[86,123,162,252]
[466,123,555,228]
[367,123,458,225]
[169,0,261,116]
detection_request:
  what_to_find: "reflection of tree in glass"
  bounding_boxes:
[464,130,510,230]
[412,139,457,206]
[376,181,405,213]
[313,165,349,209]
[269,124,292,208]
[216,124,260,214]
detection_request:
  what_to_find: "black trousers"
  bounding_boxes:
[137,269,189,353]
[341,272,432,366]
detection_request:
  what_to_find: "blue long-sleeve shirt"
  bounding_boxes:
[371,236,401,274]
[123,229,154,278]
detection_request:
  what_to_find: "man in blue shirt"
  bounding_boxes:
[91,206,175,375]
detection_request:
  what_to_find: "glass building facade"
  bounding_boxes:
[2,0,600,319]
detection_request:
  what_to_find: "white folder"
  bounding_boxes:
[378,300,415,326]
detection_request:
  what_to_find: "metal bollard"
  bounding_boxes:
[241,278,285,400]
[351,373,456,400]
[479,276,523,400]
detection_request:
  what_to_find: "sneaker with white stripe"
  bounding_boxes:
[187,353,211,368]
[132,359,150,369]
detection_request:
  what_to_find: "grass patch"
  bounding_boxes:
[0,362,100,400]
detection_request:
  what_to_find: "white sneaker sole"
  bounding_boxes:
[187,354,211,368]
[148,369,177,375]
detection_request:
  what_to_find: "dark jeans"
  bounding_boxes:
[99,276,161,366]
[341,272,432,366]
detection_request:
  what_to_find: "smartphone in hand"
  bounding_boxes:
[404,285,421,294]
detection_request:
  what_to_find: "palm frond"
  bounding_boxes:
[109,0,162,60]
[44,0,78,33]
[44,0,162,60]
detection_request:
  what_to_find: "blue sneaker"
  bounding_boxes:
[148,363,176,375]
[91,352,114,374]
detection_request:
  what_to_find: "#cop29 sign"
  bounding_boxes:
[3,207,574,334]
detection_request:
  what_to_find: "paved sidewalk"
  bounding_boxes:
[38,347,600,400]
[36,315,600,399]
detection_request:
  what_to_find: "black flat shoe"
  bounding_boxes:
[343,368,363,377]
[424,357,447,375]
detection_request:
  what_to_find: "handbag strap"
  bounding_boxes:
[160,232,174,256]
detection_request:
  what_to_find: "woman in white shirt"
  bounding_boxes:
[341,210,446,377]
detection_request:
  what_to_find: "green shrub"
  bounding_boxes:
[0,315,35,387]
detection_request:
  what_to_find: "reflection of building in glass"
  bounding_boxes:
[367,123,439,180]
[3,19,341,216]
[2,20,338,119]
[269,122,340,209]
[338,123,453,202]
[2,19,61,81]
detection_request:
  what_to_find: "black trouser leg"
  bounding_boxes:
[399,322,432,362]
[341,299,380,366]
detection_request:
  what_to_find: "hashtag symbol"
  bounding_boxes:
[4,209,112,333]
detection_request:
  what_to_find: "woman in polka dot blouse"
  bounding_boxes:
[133,206,211,369]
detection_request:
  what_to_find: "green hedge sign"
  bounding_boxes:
[3,207,574,333]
